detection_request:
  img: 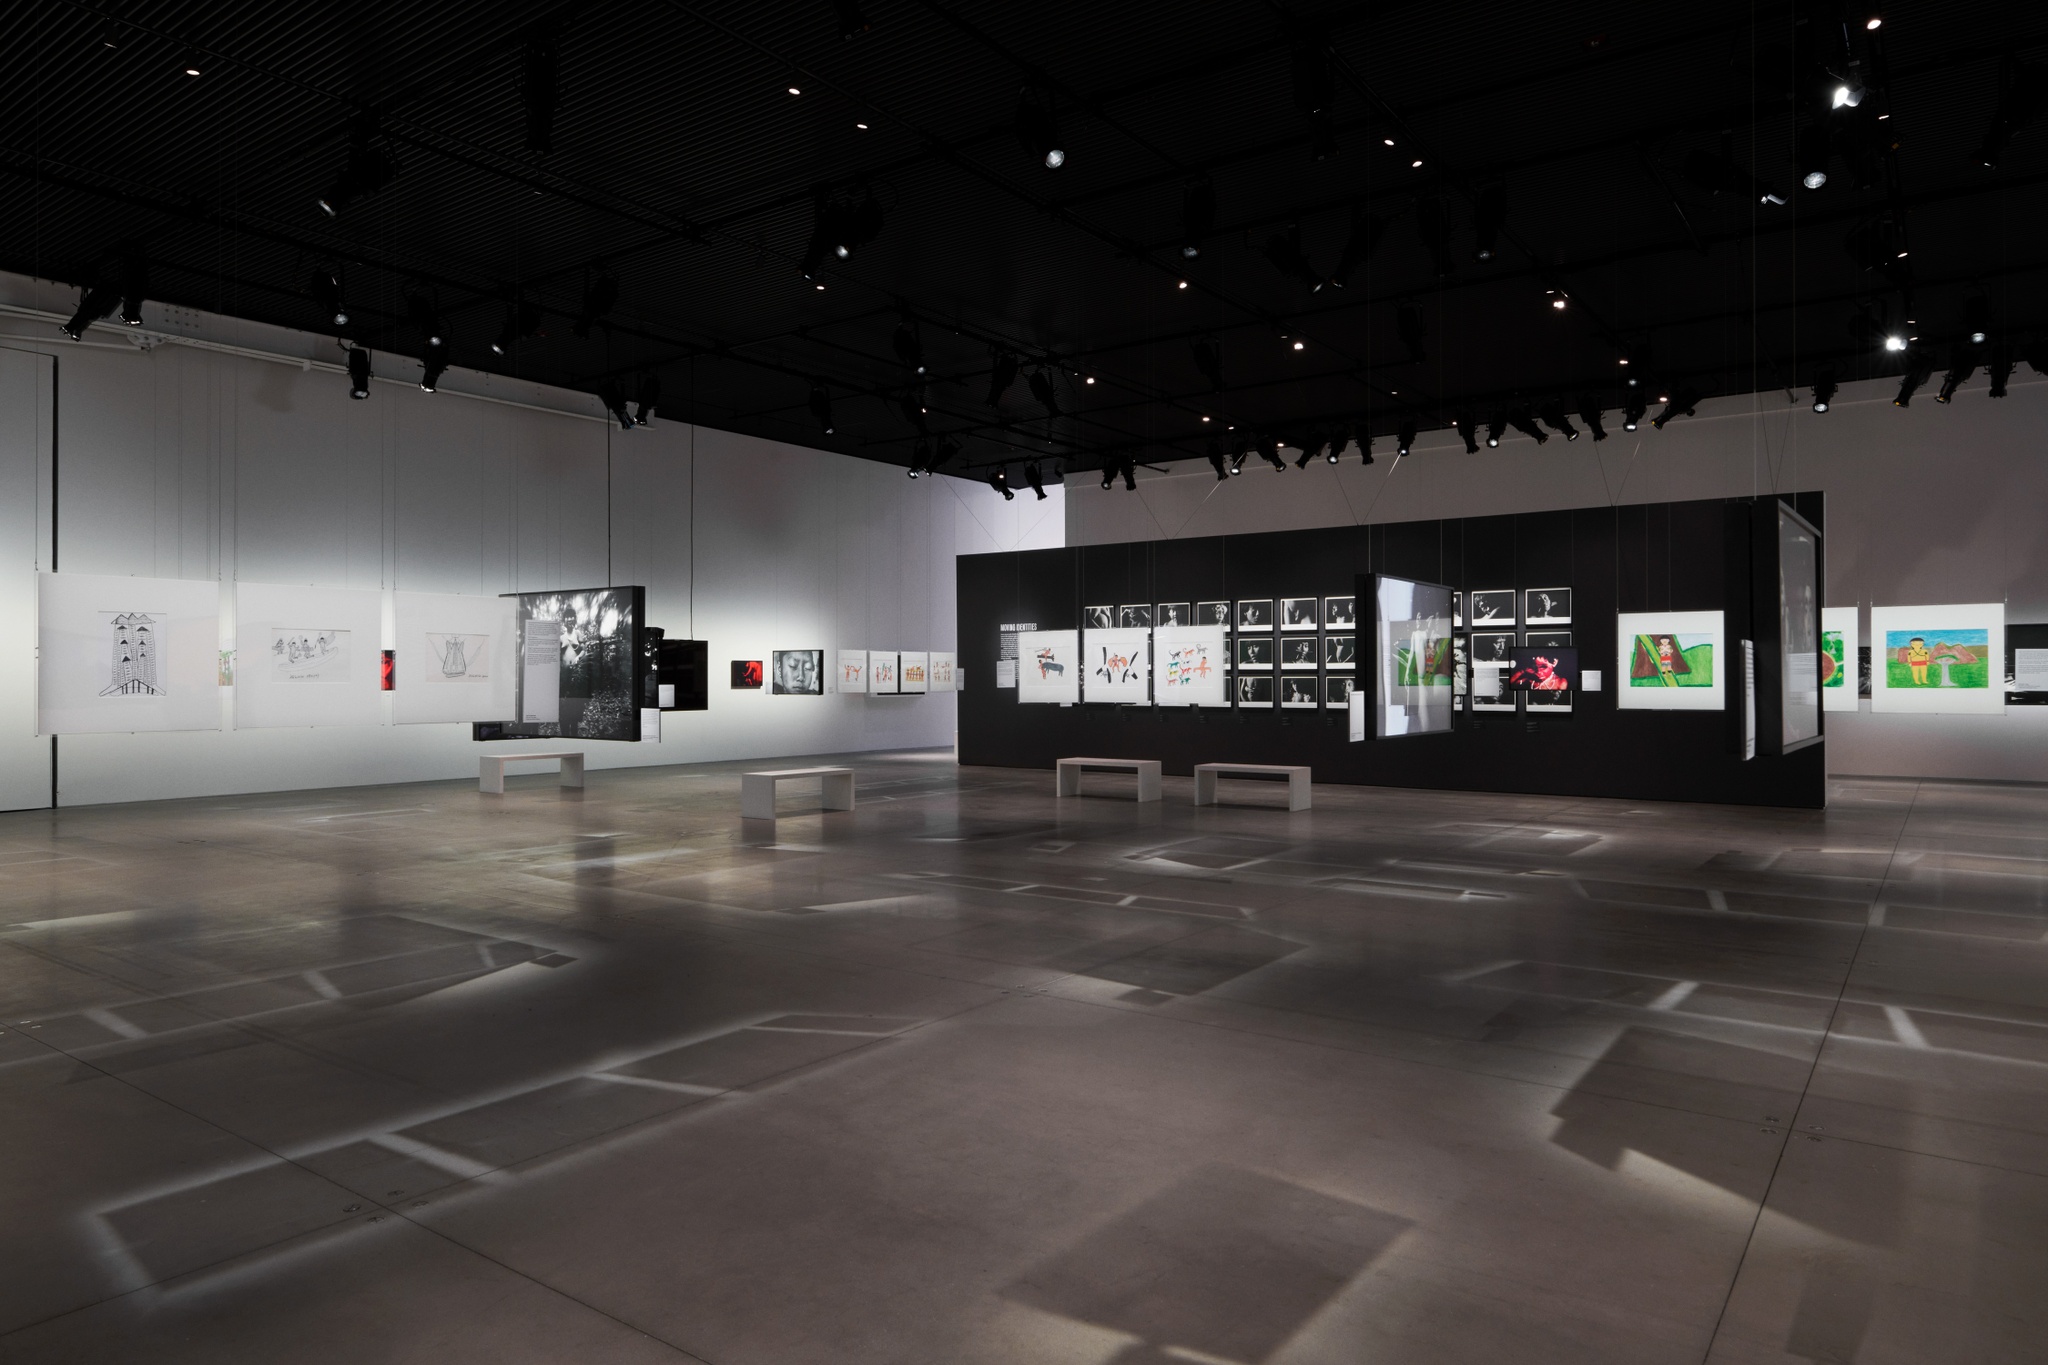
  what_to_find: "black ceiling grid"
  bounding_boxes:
[3,1,2043,482]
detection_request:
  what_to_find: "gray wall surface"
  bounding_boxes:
[1065,377,2048,782]
[0,272,1062,808]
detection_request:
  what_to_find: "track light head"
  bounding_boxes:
[1651,388,1701,428]
[1180,177,1215,258]
[317,115,399,217]
[992,466,1015,500]
[1485,416,1504,448]
[1577,396,1607,441]
[309,270,350,329]
[1623,395,1646,430]
[1258,435,1284,471]
[1328,430,1351,462]
[1027,368,1060,418]
[908,439,930,478]
[632,372,661,425]
[1507,407,1548,445]
[599,380,635,430]
[1936,348,1975,403]
[1988,346,2014,398]
[1471,182,1506,261]
[1121,457,1137,492]
[1016,86,1065,169]
[1810,370,1838,413]
[1100,461,1116,491]
[346,347,372,400]
[1539,402,1580,441]
[809,379,834,434]
[1358,431,1375,465]
[1396,421,1416,458]
[1456,416,1479,453]
[1208,444,1228,481]
[490,301,543,355]
[419,339,449,392]
[62,281,118,339]
[404,289,443,347]
[117,242,148,325]
[1025,461,1047,500]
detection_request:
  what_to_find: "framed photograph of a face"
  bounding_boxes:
[1236,673,1275,706]
[1280,597,1319,630]
[1323,595,1355,629]
[772,649,823,695]
[1118,604,1153,630]
[1468,590,1516,627]
[1279,635,1319,670]
[1196,601,1231,627]
[1324,675,1353,707]
[1156,602,1191,627]
[1452,635,1468,696]
[1524,587,1572,625]
[1236,599,1274,631]
[1324,635,1355,670]
[1084,605,1114,631]
[1468,630,1516,712]
[1235,636,1275,669]
[1280,674,1319,708]
[1525,630,1572,651]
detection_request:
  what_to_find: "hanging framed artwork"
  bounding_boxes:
[1279,635,1319,670]
[1468,590,1516,627]
[1118,604,1154,630]
[1235,674,1275,707]
[899,651,930,694]
[1084,605,1115,631]
[1322,595,1356,629]
[392,590,519,725]
[734,659,765,689]
[868,650,900,695]
[1280,597,1318,630]
[834,650,867,693]
[772,649,824,695]
[235,580,386,730]
[1086,627,1150,703]
[1016,630,1081,703]
[1821,607,1857,713]
[1468,630,1517,712]
[1524,630,1573,651]
[1234,635,1275,669]
[1196,601,1231,627]
[928,652,957,692]
[1615,611,1725,711]
[1280,674,1319,709]
[1154,625,1225,708]
[1869,603,2004,714]
[1365,573,1456,737]
[1323,635,1355,670]
[38,572,223,735]
[1324,675,1353,707]
[1523,587,1572,625]
[1236,599,1274,631]
[1155,602,1191,627]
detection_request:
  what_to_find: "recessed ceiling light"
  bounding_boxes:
[1411,159,1424,168]
[855,121,868,129]
[815,283,826,290]
[1085,376,1096,384]
[1201,415,1210,422]
[1618,357,1629,365]
[788,86,802,96]
[1383,138,1395,146]
[1292,340,1305,351]
[1177,280,1188,289]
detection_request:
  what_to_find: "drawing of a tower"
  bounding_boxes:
[102,612,164,696]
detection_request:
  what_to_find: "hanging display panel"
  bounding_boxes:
[1869,603,2004,714]
[900,651,930,694]
[773,649,824,695]
[1086,627,1150,703]
[235,581,385,730]
[1364,573,1455,737]
[1016,630,1080,704]
[868,650,900,694]
[510,587,646,739]
[1821,607,1858,713]
[1776,504,1823,748]
[928,651,957,692]
[1615,610,1726,711]
[38,572,221,735]
[1154,625,1225,708]
[392,590,518,725]
[835,650,868,693]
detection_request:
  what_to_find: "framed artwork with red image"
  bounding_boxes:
[731,659,763,689]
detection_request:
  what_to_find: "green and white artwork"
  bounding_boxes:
[1870,603,2005,715]
[1615,610,1725,711]
[1821,606,1858,712]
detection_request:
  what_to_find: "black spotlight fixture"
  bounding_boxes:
[1651,388,1701,428]
[1797,121,1834,191]
[1016,85,1065,169]
[1471,181,1506,261]
[522,24,561,155]
[1293,434,1327,469]
[899,389,929,437]
[1963,293,1991,346]
[1935,346,1975,403]
[572,271,619,338]
[1121,457,1138,492]
[1539,401,1580,441]
[1396,421,1417,458]
[986,348,1020,406]
[1577,396,1608,441]
[1257,434,1285,471]
[1229,434,1249,474]
[1416,193,1456,278]
[1988,345,2014,398]
[632,372,661,426]
[1327,430,1351,462]
[490,301,543,355]
[1207,444,1228,481]
[892,315,925,374]
[309,270,350,329]
[1623,394,1647,431]
[1395,300,1426,364]
[1100,461,1116,490]
[61,276,118,339]
[117,241,148,326]
[907,439,930,479]
[1485,416,1505,448]
[832,0,871,40]
[1811,370,1839,412]
[1027,367,1060,418]
[808,379,834,433]
[418,339,449,393]
[318,113,399,217]
[1893,349,1935,407]
[1191,336,1225,392]
[1180,177,1215,259]
[1025,461,1047,500]
[1456,416,1479,453]
[801,188,884,278]
[346,346,373,399]
[1329,207,1389,288]
[599,380,635,430]
[1507,406,1548,445]
[991,466,1015,500]
[1358,429,1375,465]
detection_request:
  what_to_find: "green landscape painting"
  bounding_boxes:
[1885,628,1989,689]
[1628,633,1715,688]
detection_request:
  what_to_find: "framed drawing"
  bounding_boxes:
[1016,630,1080,704]
[1086,628,1150,703]
[1821,606,1857,713]
[899,650,930,694]
[235,580,386,731]
[928,652,957,692]
[1154,625,1225,708]
[392,590,519,725]
[1615,611,1725,711]
[834,650,866,693]
[867,650,900,695]
[37,572,223,735]
[1869,603,2004,715]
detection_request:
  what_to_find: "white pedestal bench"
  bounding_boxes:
[479,750,586,794]
[1055,757,1163,803]
[741,767,856,820]
[1193,762,1311,811]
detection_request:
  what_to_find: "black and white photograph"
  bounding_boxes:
[1525,630,1573,651]
[1524,587,1572,625]
[1323,595,1355,629]
[771,649,823,695]
[1452,591,1464,630]
[1234,635,1275,669]
[1324,675,1354,707]
[1452,635,1469,696]
[1280,596,1318,630]
[1235,673,1275,706]
[1118,604,1153,629]
[1084,605,1114,630]
[1469,590,1517,627]
[1280,675,1319,708]
[1469,631,1516,665]
[1196,600,1231,626]
[1323,634,1356,670]
[1155,602,1191,627]
[1279,635,1318,669]
[1236,599,1274,630]
[1525,685,1573,712]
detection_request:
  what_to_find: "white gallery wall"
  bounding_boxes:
[1066,374,2048,782]
[0,270,1062,808]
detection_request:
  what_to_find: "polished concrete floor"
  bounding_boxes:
[0,752,2043,1364]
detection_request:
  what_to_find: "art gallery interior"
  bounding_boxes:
[3,4,2046,1362]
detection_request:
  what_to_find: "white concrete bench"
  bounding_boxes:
[1056,757,1162,803]
[1193,762,1311,811]
[480,750,586,794]
[742,766,856,820]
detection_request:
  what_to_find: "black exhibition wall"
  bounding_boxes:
[957,493,1826,809]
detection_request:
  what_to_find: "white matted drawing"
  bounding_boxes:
[425,633,491,681]
[1016,630,1080,704]
[393,590,517,725]
[236,581,384,729]
[837,649,869,693]
[1870,603,2005,715]
[900,650,930,694]
[270,628,351,682]
[39,572,222,735]
[928,652,956,692]
[1821,605,1858,713]
[1154,625,1225,707]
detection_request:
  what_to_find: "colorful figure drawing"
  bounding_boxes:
[1886,629,1986,689]
[1035,647,1065,679]
[1162,646,1212,689]
[1630,633,1715,687]
[1094,647,1139,684]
